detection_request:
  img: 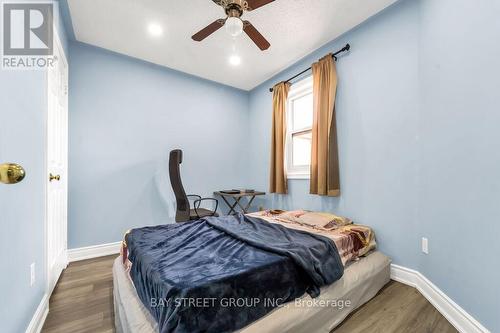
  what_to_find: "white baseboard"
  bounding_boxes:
[67,241,121,262]
[25,243,121,332]
[391,264,490,333]
[25,293,49,333]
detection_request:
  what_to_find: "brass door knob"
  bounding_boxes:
[0,163,26,184]
[49,173,61,182]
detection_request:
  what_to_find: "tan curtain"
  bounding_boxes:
[269,82,291,194]
[310,54,340,196]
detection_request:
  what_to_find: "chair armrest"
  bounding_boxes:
[187,195,202,208]
[193,198,219,217]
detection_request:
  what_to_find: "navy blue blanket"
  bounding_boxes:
[126,214,343,333]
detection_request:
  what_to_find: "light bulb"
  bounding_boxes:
[225,17,243,37]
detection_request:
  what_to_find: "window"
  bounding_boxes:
[286,76,313,179]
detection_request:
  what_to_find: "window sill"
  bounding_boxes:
[287,173,310,180]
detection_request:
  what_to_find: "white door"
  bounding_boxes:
[46,28,68,294]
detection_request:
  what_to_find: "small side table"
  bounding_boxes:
[214,191,266,215]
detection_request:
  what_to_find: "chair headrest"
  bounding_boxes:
[170,149,183,164]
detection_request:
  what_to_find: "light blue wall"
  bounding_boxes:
[0,70,48,333]
[1,0,496,330]
[418,0,500,330]
[0,3,67,332]
[248,0,421,271]
[247,0,499,330]
[68,42,250,248]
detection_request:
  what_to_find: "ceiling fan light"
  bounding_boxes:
[225,17,243,37]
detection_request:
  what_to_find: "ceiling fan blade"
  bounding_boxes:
[192,19,225,41]
[246,0,275,11]
[243,21,270,51]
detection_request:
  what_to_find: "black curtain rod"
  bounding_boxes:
[269,43,350,93]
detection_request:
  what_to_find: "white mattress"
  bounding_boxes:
[113,251,391,333]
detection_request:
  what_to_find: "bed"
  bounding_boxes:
[114,210,391,333]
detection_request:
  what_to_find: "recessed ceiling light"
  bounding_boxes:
[148,23,163,37]
[229,55,241,66]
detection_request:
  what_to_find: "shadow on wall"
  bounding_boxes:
[69,158,177,247]
[251,184,342,213]
[154,154,176,220]
[69,151,237,248]
[110,159,174,229]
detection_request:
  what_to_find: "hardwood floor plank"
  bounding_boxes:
[43,256,116,333]
[42,255,457,333]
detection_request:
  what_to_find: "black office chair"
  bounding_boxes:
[168,149,219,222]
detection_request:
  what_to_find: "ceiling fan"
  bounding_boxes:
[192,0,275,51]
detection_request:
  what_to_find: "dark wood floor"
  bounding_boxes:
[42,256,115,333]
[42,255,457,333]
[333,281,457,333]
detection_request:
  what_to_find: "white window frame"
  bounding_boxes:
[286,76,313,179]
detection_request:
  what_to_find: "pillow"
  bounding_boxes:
[278,210,352,230]
[276,210,308,219]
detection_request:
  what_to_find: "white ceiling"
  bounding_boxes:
[67,0,398,91]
